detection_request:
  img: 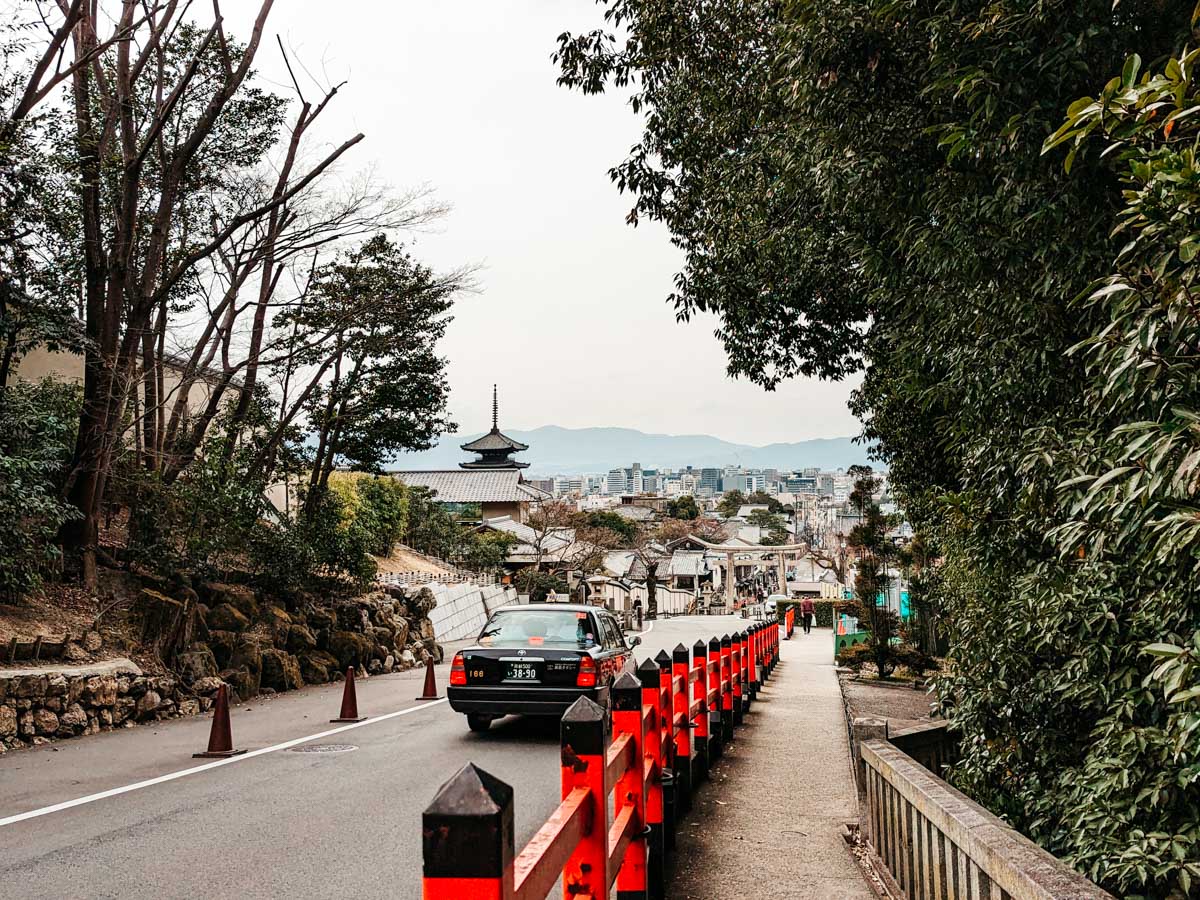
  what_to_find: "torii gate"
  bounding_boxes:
[689,538,810,605]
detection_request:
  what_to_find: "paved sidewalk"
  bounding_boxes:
[670,627,874,899]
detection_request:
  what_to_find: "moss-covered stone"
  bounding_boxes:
[298,650,339,684]
[207,603,250,633]
[260,649,303,692]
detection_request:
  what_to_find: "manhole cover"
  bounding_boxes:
[289,743,358,753]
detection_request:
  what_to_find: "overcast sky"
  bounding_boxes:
[228,0,861,446]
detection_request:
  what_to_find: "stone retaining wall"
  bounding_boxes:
[0,579,442,753]
[0,659,196,751]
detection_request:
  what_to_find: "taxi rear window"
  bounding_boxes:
[478,609,598,649]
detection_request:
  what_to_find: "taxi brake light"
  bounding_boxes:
[450,652,467,686]
[576,655,597,688]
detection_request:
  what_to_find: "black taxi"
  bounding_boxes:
[447,603,640,732]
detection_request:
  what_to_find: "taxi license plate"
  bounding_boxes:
[506,662,538,681]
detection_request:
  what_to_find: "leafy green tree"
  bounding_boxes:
[716,489,745,518]
[518,569,569,603]
[843,470,900,677]
[0,379,80,599]
[457,530,519,574]
[584,509,639,543]
[666,495,699,520]
[290,235,456,513]
[557,2,1199,892]
[746,508,789,545]
[744,490,782,513]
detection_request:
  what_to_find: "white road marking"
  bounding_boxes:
[0,697,449,829]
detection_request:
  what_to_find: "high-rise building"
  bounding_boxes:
[606,468,628,495]
[554,476,584,496]
[819,474,835,497]
[700,468,721,495]
[785,476,818,494]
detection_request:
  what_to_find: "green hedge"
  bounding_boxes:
[776,598,835,629]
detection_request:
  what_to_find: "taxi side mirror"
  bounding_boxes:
[628,636,642,649]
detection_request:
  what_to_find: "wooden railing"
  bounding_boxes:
[856,725,1113,900]
[888,721,955,778]
[421,621,782,899]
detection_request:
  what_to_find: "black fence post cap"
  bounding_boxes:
[637,656,661,689]
[693,639,707,657]
[720,634,731,647]
[422,763,514,879]
[654,649,672,669]
[562,695,607,757]
[708,636,721,652]
[672,643,690,664]
[613,671,643,711]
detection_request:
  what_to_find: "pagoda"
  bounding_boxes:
[459,385,529,470]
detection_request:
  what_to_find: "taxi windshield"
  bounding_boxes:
[477,609,596,649]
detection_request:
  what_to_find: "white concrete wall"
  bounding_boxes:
[593,583,698,616]
[427,583,518,642]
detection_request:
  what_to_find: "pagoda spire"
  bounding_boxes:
[459,384,530,469]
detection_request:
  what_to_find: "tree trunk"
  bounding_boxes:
[646,562,659,620]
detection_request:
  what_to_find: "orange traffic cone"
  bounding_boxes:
[331,666,367,723]
[415,657,441,701]
[194,684,246,758]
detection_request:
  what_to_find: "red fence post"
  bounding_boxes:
[719,634,734,741]
[560,696,610,899]
[753,628,763,696]
[422,763,515,900]
[731,630,744,727]
[691,639,709,781]
[671,643,692,814]
[707,636,724,758]
[653,650,676,855]
[638,659,666,900]
[748,624,760,701]
[763,624,772,681]
[613,672,649,900]
[734,633,744,720]
[737,630,750,717]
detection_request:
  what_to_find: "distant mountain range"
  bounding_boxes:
[390,425,874,476]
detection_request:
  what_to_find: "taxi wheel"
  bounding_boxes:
[467,714,493,733]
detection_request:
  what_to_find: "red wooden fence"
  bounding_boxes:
[421,621,782,899]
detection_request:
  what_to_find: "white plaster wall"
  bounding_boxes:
[427,583,518,642]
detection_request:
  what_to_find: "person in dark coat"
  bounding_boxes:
[801,597,815,634]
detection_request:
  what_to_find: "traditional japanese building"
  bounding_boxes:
[459,386,529,470]
[391,386,549,522]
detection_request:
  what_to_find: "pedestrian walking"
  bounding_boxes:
[801,596,815,634]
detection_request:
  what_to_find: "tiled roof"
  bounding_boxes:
[480,516,588,564]
[603,551,636,578]
[612,505,656,521]
[390,470,550,503]
[460,428,528,452]
[668,551,707,578]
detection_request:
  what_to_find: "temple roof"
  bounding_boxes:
[459,384,529,468]
[391,470,550,504]
[460,428,528,453]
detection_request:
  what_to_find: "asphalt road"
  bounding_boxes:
[0,614,759,900]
